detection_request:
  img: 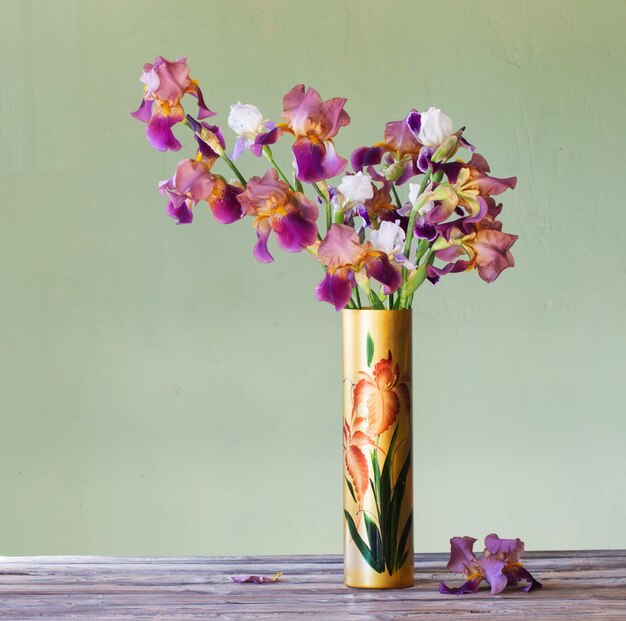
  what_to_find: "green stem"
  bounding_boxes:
[399,171,432,306]
[354,287,362,309]
[262,146,294,190]
[402,171,431,258]
[391,185,403,210]
[220,150,248,188]
[388,292,394,309]
[312,182,331,231]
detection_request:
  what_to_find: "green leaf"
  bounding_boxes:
[379,425,399,573]
[395,512,413,571]
[345,477,357,504]
[364,513,383,567]
[366,332,374,367]
[344,510,383,573]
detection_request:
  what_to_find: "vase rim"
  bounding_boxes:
[342,307,412,313]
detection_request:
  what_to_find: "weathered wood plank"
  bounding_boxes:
[0,552,625,620]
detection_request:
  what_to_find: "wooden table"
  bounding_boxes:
[1,551,625,620]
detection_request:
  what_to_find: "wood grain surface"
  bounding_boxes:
[1,551,625,620]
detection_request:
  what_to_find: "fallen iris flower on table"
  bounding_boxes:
[440,534,542,595]
[231,572,283,584]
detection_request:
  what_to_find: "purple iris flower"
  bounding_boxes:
[131,55,215,152]
[440,534,542,595]
[236,169,319,263]
[279,84,350,182]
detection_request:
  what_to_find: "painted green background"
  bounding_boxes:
[1,0,625,556]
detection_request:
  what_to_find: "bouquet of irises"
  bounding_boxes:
[132,55,518,310]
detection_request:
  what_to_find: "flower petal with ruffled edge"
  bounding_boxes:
[480,557,508,594]
[272,208,319,253]
[503,564,543,592]
[186,81,216,120]
[468,228,518,283]
[467,154,517,196]
[314,268,354,311]
[207,176,243,224]
[250,125,282,157]
[146,102,184,151]
[282,84,350,140]
[447,536,479,574]
[174,159,214,202]
[363,251,402,294]
[166,198,194,224]
[439,575,483,595]
[292,136,347,183]
[317,224,363,269]
[253,218,273,263]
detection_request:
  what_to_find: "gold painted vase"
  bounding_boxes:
[342,309,413,589]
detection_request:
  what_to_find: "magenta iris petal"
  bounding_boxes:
[321,141,348,179]
[292,137,347,182]
[406,109,421,136]
[364,253,402,294]
[504,565,543,592]
[146,108,184,152]
[351,145,384,173]
[186,82,216,120]
[484,534,525,561]
[447,536,478,574]
[395,159,419,185]
[251,126,281,157]
[292,137,326,182]
[437,161,464,183]
[439,576,483,595]
[253,219,274,263]
[273,211,319,252]
[208,178,243,224]
[480,558,508,595]
[384,117,421,155]
[414,216,437,241]
[417,146,435,173]
[131,98,153,122]
[315,271,353,311]
[167,199,193,224]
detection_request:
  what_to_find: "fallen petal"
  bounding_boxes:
[231,572,283,584]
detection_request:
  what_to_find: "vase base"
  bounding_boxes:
[344,575,414,590]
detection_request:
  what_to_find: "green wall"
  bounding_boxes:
[1,0,625,555]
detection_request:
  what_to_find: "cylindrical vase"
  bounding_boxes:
[342,308,413,589]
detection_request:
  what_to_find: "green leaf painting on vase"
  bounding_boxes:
[343,333,412,575]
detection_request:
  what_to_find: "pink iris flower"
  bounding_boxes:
[428,208,518,283]
[351,112,423,185]
[159,157,243,225]
[236,168,319,263]
[440,534,542,595]
[315,224,402,310]
[279,84,351,183]
[131,55,215,151]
